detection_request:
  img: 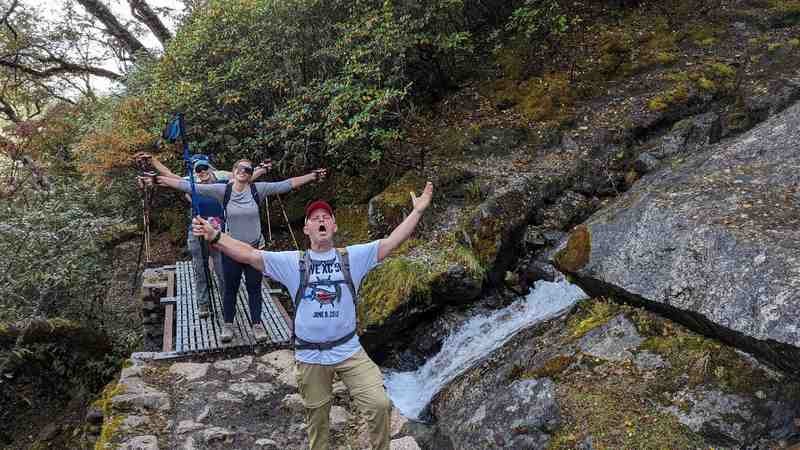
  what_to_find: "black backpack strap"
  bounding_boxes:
[336,247,358,306]
[250,183,261,211]
[294,251,311,312]
[222,182,233,231]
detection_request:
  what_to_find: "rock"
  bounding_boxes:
[170,362,210,381]
[256,363,278,378]
[329,405,350,432]
[435,378,560,448]
[260,350,296,387]
[282,393,305,412]
[202,426,234,443]
[177,420,205,434]
[229,382,275,401]
[578,314,644,362]
[180,436,196,450]
[120,365,144,380]
[665,388,760,446]
[85,407,103,425]
[196,405,211,423]
[213,356,253,375]
[391,435,421,450]
[255,438,279,448]
[112,380,171,412]
[633,351,669,370]
[430,264,483,304]
[390,407,408,438]
[555,101,800,372]
[216,391,244,403]
[119,435,158,450]
[653,112,721,160]
[633,152,659,174]
[463,127,528,157]
[120,415,149,432]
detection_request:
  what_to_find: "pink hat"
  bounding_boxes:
[305,200,333,219]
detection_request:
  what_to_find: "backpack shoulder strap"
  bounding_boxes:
[250,183,261,208]
[336,247,358,305]
[222,183,233,230]
[294,251,312,313]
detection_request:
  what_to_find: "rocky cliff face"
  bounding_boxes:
[555,99,800,372]
[424,299,800,449]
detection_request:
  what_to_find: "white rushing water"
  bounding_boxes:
[384,278,587,420]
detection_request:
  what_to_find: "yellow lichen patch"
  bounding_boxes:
[554,225,591,273]
[358,257,432,329]
[566,298,618,340]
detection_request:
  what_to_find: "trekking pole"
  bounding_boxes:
[275,193,300,250]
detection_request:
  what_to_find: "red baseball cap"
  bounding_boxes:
[305,199,333,219]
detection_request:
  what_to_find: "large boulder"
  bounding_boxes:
[554,100,800,372]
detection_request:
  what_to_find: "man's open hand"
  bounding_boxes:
[411,182,433,213]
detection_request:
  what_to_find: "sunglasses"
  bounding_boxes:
[239,166,254,175]
[194,165,209,173]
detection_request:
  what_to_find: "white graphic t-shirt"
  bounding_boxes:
[260,241,380,365]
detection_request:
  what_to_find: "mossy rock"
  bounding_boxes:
[367,172,426,239]
[554,225,591,273]
[358,256,434,330]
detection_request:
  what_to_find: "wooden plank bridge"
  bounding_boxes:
[156,261,292,354]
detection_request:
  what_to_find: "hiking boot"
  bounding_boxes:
[252,322,268,343]
[198,303,210,319]
[220,323,234,343]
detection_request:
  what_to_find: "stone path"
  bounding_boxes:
[98,350,419,450]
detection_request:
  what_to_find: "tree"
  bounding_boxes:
[0,0,176,124]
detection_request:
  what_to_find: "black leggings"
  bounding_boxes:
[221,252,262,324]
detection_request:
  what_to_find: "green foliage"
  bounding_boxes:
[0,181,123,323]
[147,0,474,173]
[496,0,578,79]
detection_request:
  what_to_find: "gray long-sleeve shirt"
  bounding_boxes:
[177,180,292,246]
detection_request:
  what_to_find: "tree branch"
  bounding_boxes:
[0,58,123,80]
[74,0,151,59]
[128,0,172,47]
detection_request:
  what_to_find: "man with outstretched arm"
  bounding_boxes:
[192,181,433,450]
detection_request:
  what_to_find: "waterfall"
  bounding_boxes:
[384,278,587,420]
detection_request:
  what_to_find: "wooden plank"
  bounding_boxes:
[188,263,209,351]
[234,278,255,346]
[185,263,201,351]
[178,262,191,352]
[260,284,288,343]
[162,270,176,352]
[174,263,185,352]
[206,270,222,348]
[162,303,174,352]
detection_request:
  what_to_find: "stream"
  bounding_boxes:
[384,278,587,420]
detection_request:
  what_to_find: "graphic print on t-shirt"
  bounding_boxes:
[301,258,350,318]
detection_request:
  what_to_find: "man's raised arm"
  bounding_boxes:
[192,217,265,273]
[378,181,433,262]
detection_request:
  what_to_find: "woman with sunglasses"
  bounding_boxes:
[134,152,262,320]
[154,158,326,343]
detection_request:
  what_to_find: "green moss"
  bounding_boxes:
[94,415,124,450]
[334,205,370,245]
[708,62,736,79]
[359,257,432,328]
[92,382,125,416]
[790,37,800,46]
[567,299,618,339]
[554,225,591,272]
[768,42,784,52]
[519,355,575,380]
[697,77,716,91]
[647,82,690,111]
[549,384,704,450]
